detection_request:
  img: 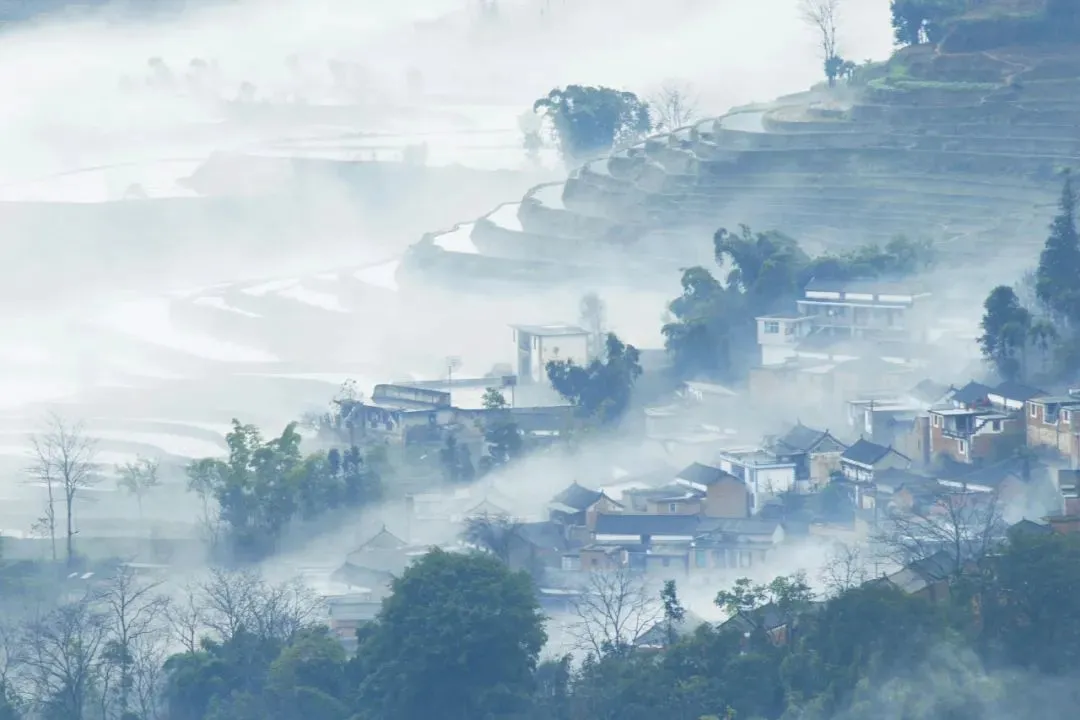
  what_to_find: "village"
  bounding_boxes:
[318,275,1080,648]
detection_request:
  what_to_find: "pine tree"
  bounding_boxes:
[1036,172,1080,324]
[978,286,1031,382]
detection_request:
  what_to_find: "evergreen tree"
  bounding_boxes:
[1035,173,1080,324]
[978,285,1032,382]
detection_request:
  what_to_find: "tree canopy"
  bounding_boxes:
[533,85,652,162]
[546,332,642,426]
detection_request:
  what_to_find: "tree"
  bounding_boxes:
[21,594,107,720]
[116,456,160,521]
[649,81,699,131]
[28,414,99,565]
[889,0,964,46]
[479,389,522,471]
[660,580,687,647]
[877,487,1006,578]
[569,569,662,657]
[462,512,523,564]
[1036,172,1080,325]
[356,549,545,720]
[819,542,870,596]
[546,333,642,426]
[800,0,842,87]
[438,433,475,483]
[533,85,652,162]
[198,568,321,645]
[714,573,814,630]
[978,285,1033,382]
[97,565,169,720]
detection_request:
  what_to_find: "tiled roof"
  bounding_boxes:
[593,513,702,537]
[676,462,739,487]
[551,482,603,511]
[841,438,897,467]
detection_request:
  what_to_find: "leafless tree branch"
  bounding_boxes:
[569,569,662,657]
[650,81,699,132]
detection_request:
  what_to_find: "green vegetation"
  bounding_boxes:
[546,333,643,426]
[532,85,652,162]
[661,227,934,383]
[186,420,383,561]
[890,0,966,46]
[979,173,1080,383]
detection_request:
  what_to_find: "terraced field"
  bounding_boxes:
[405,44,1080,288]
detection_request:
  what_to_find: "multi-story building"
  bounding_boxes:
[1025,392,1080,466]
[511,323,590,385]
[928,405,1024,465]
[755,278,931,367]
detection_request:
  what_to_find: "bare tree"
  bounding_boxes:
[800,0,842,87]
[185,459,224,548]
[199,568,322,644]
[876,488,1007,580]
[116,456,160,521]
[569,569,662,657]
[21,594,107,720]
[819,541,870,596]
[28,415,99,565]
[166,584,205,655]
[97,565,169,719]
[649,81,699,131]
[462,512,523,565]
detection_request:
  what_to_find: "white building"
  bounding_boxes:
[511,323,590,385]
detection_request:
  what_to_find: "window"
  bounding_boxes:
[667,502,678,513]
[991,420,1002,432]
[764,321,780,334]
[1063,410,1072,424]
[932,414,941,428]
[662,557,671,568]
[958,439,968,455]
[739,551,752,568]
[695,549,708,568]
[1030,404,1038,418]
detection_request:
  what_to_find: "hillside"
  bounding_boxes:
[401,10,1080,290]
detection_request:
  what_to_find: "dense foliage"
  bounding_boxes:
[890,0,965,46]
[532,85,652,162]
[186,420,383,561]
[546,333,643,426]
[125,532,1080,720]
[662,226,934,382]
[979,174,1080,383]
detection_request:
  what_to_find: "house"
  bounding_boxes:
[769,423,848,488]
[688,519,785,574]
[511,323,590,385]
[987,381,1044,412]
[508,521,570,575]
[674,462,751,518]
[1007,518,1053,538]
[713,449,796,513]
[935,457,1038,510]
[565,543,633,572]
[331,527,418,597]
[1045,471,1080,534]
[548,482,623,537]
[622,484,706,516]
[634,611,709,650]
[928,405,1024,465]
[718,600,816,647]
[873,467,939,513]
[947,381,994,410]
[592,513,703,546]
[875,550,959,603]
[1025,393,1080,465]
[755,278,932,367]
[840,439,911,485]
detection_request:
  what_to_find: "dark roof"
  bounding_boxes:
[803,277,924,297]
[551,482,603,511]
[719,602,790,634]
[1008,519,1053,537]
[947,457,1031,490]
[875,468,936,492]
[774,423,846,454]
[518,521,570,552]
[908,550,958,582]
[593,513,702,537]
[356,526,407,551]
[841,438,900,467]
[951,381,994,408]
[991,381,1045,403]
[910,379,949,404]
[676,462,739,487]
[696,518,782,538]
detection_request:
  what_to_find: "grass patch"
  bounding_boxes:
[867,77,999,92]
